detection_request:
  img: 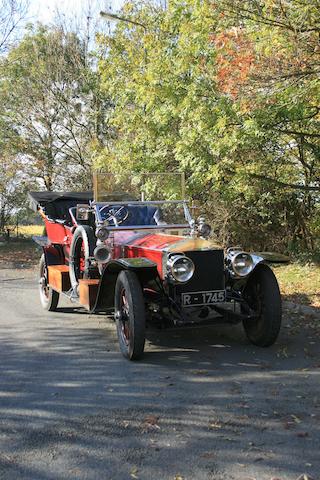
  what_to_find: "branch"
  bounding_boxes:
[249,173,320,192]
[276,129,320,138]
[219,1,320,33]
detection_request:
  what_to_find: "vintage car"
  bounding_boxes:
[29,173,283,360]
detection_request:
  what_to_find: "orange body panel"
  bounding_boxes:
[79,279,100,311]
[48,265,71,292]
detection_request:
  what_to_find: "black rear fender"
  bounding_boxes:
[43,244,65,266]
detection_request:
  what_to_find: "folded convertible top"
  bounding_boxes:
[28,191,93,212]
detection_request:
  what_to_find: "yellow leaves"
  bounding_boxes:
[291,414,302,424]
[130,467,139,479]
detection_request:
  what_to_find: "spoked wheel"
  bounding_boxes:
[69,225,95,294]
[242,265,282,347]
[39,254,59,311]
[115,270,146,360]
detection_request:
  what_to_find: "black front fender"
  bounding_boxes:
[92,257,158,312]
[230,262,275,291]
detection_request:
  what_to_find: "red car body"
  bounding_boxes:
[29,186,283,360]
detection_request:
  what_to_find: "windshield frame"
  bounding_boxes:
[92,200,193,231]
[93,172,186,202]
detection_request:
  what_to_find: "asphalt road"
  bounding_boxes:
[0,268,319,480]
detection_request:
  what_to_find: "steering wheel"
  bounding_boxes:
[99,205,129,225]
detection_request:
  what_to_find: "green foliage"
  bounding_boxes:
[96,0,319,253]
[0,1,319,254]
[0,24,107,191]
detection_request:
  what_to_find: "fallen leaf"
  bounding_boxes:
[211,344,231,348]
[130,467,139,479]
[174,475,184,480]
[201,451,216,459]
[277,346,289,358]
[144,415,159,425]
[209,421,222,430]
[291,414,302,424]
[237,362,260,367]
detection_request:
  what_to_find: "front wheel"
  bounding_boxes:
[69,225,96,294]
[242,265,281,347]
[39,254,59,311]
[114,270,146,360]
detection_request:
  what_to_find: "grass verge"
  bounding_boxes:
[0,239,40,268]
[273,263,319,308]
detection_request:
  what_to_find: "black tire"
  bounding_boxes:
[242,265,282,347]
[115,270,146,360]
[69,225,96,293]
[39,254,59,311]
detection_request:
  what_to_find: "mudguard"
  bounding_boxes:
[253,252,290,264]
[43,244,64,266]
[92,257,158,312]
[32,235,65,266]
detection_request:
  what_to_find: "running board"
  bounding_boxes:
[48,265,100,311]
[79,279,100,311]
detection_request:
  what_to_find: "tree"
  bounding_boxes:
[210,0,320,249]
[0,0,29,53]
[0,25,109,191]
[0,150,27,233]
[96,0,319,253]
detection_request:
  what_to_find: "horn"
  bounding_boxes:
[93,245,111,263]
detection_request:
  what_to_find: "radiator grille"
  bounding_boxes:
[174,250,225,294]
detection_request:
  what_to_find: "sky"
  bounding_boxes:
[28,0,123,26]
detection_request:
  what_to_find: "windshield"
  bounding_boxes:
[93,172,186,202]
[94,200,192,231]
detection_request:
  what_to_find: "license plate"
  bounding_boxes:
[182,290,226,307]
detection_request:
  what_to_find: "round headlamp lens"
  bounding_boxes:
[169,255,195,283]
[199,223,212,238]
[232,252,253,277]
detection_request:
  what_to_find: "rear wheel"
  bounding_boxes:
[39,254,59,311]
[242,265,281,347]
[115,270,146,360]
